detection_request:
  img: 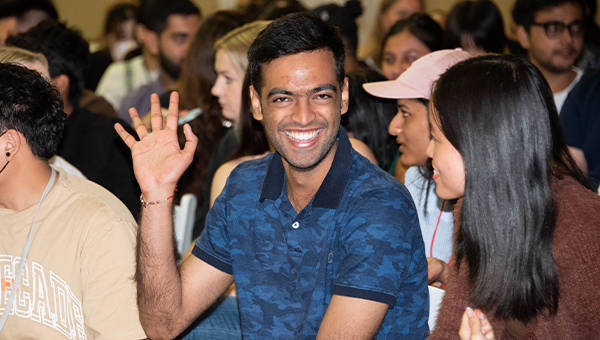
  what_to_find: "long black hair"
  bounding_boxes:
[431,54,589,323]
[344,68,397,170]
[445,0,506,53]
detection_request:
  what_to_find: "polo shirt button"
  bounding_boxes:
[292,222,300,229]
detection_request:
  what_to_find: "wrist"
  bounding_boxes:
[140,186,178,208]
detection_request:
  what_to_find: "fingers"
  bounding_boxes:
[165,91,180,131]
[181,124,198,162]
[458,309,472,340]
[150,93,164,132]
[477,311,495,340]
[114,123,137,149]
[129,106,149,140]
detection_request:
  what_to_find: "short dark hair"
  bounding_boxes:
[431,54,589,323]
[312,1,362,58]
[0,63,65,160]
[104,3,139,37]
[445,0,506,53]
[512,0,585,31]
[0,0,58,21]
[248,13,345,96]
[7,21,89,107]
[382,13,443,57]
[141,0,200,35]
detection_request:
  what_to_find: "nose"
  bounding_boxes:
[426,138,434,158]
[291,98,316,126]
[388,112,404,136]
[211,78,222,97]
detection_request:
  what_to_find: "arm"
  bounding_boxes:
[115,93,233,339]
[349,138,378,165]
[317,295,389,340]
[428,257,451,286]
[567,146,588,175]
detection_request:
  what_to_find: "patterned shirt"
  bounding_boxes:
[194,128,429,339]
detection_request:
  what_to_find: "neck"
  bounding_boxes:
[284,141,338,213]
[142,47,160,72]
[0,160,54,211]
[535,62,577,94]
[161,72,178,91]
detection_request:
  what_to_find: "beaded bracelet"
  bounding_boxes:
[140,188,177,208]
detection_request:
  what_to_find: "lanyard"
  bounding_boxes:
[429,199,445,258]
[0,167,56,332]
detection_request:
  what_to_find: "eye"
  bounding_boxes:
[383,55,395,65]
[546,23,562,34]
[273,97,290,103]
[315,93,332,100]
[225,76,233,84]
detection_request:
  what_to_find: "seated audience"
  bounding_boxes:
[359,0,422,68]
[445,0,506,56]
[87,3,139,91]
[512,0,585,111]
[380,13,444,80]
[560,68,600,193]
[0,0,58,46]
[364,49,471,286]
[118,0,201,124]
[116,13,429,339]
[426,54,600,339]
[0,63,145,339]
[0,46,85,178]
[8,21,141,217]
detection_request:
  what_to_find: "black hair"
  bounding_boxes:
[257,0,307,20]
[229,68,270,160]
[512,0,586,31]
[104,3,139,37]
[141,0,200,34]
[344,68,396,170]
[0,0,58,21]
[0,63,65,160]
[7,21,89,107]
[381,13,443,63]
[445,0,506,53]
[431,54,590,323]
[312,1,362,57]
[248,12,345,97]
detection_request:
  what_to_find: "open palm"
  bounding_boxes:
[115,92,198,199]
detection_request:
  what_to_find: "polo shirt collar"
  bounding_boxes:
[259,127,353,209]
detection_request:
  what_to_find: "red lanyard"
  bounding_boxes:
[429,199,445,258]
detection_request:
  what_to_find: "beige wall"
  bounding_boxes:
[54,0,598,44]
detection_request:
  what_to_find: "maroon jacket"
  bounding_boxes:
[429,176,600,340]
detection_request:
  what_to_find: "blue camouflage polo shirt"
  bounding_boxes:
[193,128,429,339]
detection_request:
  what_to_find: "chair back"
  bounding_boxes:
[173,193,197,257]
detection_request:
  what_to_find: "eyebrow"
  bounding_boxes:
[267,84,337,98]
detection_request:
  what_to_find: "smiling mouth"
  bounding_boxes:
[433,169,439,175]
[285,130,321,143]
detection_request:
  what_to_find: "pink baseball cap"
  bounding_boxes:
[363,49,471,100]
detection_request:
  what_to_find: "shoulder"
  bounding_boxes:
[52,168,137,227]
[349,138,378,165]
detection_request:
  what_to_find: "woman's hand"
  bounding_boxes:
[427,257,450,285]
[459,307,495,340]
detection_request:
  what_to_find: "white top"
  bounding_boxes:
[95,55,160,110]
[554,67,583,113]
[404,166,454,263]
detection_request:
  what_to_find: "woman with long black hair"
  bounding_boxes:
[427,54,600,339]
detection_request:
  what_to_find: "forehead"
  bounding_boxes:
[163,14,200,34]
[534,2,583,21]
[384,31,429,53]
[260,49,338,94]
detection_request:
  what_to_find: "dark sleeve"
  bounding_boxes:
[560,85,585,149]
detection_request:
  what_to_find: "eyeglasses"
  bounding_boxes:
[0,130,7,138]
[531,20,585,39]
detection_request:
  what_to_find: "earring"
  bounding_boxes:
[5,152,9,157]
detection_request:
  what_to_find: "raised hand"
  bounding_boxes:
[459,307,495,340]
[114,92,198,201]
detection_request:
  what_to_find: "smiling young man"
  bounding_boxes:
[116,13,428,339]
[513,0,586,111]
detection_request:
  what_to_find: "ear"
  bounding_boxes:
[340,77,349,116]
[516,25,531,50]
[51,74,70,104]
[2,129,21,161]
[250,85,263,121]
[141,28,159,56]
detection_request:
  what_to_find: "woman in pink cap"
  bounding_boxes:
[364,49,471,287]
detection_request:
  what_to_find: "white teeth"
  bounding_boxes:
[433,169,439,175]
[285,130,320,142]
